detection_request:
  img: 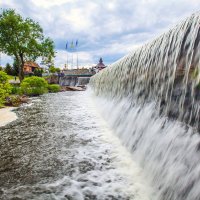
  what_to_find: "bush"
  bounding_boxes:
[21,76,48,96]
[48,84,61,93]
[34,69,43,77]
[11,86,22,95]
[0,71,12,106]
[5,95,21,107]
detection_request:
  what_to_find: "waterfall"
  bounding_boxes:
[59,76,78,86]
[77,77,90,86]
[59,76,90,86]
[90,12,200,200]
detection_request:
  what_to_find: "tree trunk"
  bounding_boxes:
[19,53,24,82]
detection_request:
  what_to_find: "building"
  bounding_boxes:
[23,61,40,74]
[93,58,106,73]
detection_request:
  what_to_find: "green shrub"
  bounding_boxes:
[11,86,22,95]
[34,69,43,77]
[48,84,61,93]
[5,95,21,107]
[0,71,12,106]
[21,76,48,96]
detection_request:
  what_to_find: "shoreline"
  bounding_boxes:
[0,107,18,127]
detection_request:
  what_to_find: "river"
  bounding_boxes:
[0,91,156,200]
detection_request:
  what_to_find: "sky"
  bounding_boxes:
[1,0,200,69]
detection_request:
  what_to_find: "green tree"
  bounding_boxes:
[4,63,13,75]
[56,68,61,73]
[49,66,61,73]
[49,66,57,73]
[0,9,55,82]
[12,58,19,76]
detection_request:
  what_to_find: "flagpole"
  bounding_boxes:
[66,41,68,69]
[67,52,68,69]
[77,51,78,69]
[75,39,79,69]
[71,52,73,69]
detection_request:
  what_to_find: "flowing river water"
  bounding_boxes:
[0,91,157,200]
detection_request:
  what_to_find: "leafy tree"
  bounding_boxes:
[0,66,3,71]
[49,66,57,73]
[56,68,61,73]
[49,66,60,73]
[4,63,13,75]
[12,58,19,76]
[0,9,55,82]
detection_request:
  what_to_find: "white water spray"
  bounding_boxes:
[91,12,200,200]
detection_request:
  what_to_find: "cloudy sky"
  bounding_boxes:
[1,0,200,68]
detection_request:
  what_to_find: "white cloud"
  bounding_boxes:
[55,50,94,68]
[1,0,200,66]
[0,53,13,67]
[62,7,94,32]
[31,0,74,8]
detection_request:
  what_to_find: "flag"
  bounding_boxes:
[66,42,68,50]
[75,40,78,47]
[70,41,74,49]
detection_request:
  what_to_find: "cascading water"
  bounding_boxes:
[77,77,90,86]
[59,76,78,86]
[59,76,90,86]
[90,12,200,200]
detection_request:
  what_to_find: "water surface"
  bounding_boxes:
[0,91,155,200]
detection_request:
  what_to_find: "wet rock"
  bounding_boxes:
[196,142,200,151]
[84,193,97,200]
[78,161,95,173]
[61,86,85,91]
[64,194,73,200]
[10,197,24,200]
[0,189,3,195]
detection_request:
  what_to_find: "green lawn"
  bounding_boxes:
[7,75,19,80]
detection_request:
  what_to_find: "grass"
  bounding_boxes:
[7,75,19,81]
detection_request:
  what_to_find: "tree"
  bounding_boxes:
[56,68,61,73]
[4,63,13,75]
[0,9,55,82]
[49,66,58,73]
[12,58,19,76]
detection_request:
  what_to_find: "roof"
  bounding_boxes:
[24,61,40,68]
[95,57,106,69]
[96,63,106,68]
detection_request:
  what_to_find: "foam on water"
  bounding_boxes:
[0,91,157,200]
[90,12,200,200]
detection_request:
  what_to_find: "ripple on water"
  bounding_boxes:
[0,91,156,200]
